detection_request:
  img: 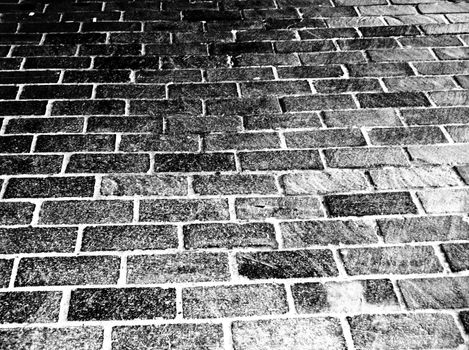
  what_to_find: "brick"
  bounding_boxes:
[419,2,469,14]
[130,99,202,116]
[211,42,272,55]
[244,112,322,130]
[324,147,409,168]
[237,250,338,279]
[168,83,237,99]
[182,284,287,318]
[63,70,131,83]
[348,63,414,77]
[422,23,469,35]
[6,117,83,134]
[112,324,223,350]
[0,259,13,288]
[140,199,229,222]
[322,109,401,127]
[206,67,274,81]
[240,150,323,170]
[285,129,366,148]
[373,166,460,190]
[236,196,324,220]
[94,56,160,69]
[442,243,469,272]
[457,75,469,88]
[146,43,207,56]
[282,95,356,112]
[192,174,277,195]
[434,47,469,60]
[0,33,41,44]
[101,175,187,196]
[0,135,32,153]
[52,100,125,116]
[0,101,47,116]
[79,44,141,56]
[0,155,62,175]
[418,188,469,214]
[402,107,469,125]
[206,132,280,151]
[413,61,469,75]
[299,28,358,39]
[12,45,77,57]
[21,84,92,100]
[281,219,378,247]
[338,38,399,50]
[368,48,434,62]
[277,65,343,79]
[127,252,229,284]
[16,256,120,286]
[233,53,300,66]
[81,225,178,252]
[24,57,91,69]
[45,33,106,44]
[282,170,369,195]
[293,279,398,313]
[96,84,165,99]
[237,29,296,41]
[136,69,202,83]
[430,90,469,106]
[400,34,462,47]
[87,117,162,133]
[68,287,176,321]
[0,57,21,69]
[36,134,115,152]
[183,9,241,21]
[327,192,417,217]
[457,165,469,184]
[166,116,242,134]
[161,56,230,70]
[244,8,300,19]
[0,202,35,225]
[314,78,382,93]
[0,291,61,323]
[384,76,457,91]
[233,317,346,350]
[184,222,277,249]
[275,40,336,53]
[341,246,441,275]
[82,21,142,32]
[303,49,368,64]
[154,153,236,172]
[368,126,446,145]
[359,5,417,15]
[358,92,430,108]
[408,144,469,164]
[67,154,150,174]
[360,24,420,36]
[39,200,133,225]
[240,80,311,97]
[0,86,19,99]
[447,125,469,142]
[0,327,103,350]
[0,70,60,84]
[206,97,281,115]
[349,314,464,350]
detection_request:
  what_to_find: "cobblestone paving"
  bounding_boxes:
[1,0,469,348]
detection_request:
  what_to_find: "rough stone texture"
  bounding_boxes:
[127,252,230,284]
[112,324,223,350]
[182,284,288,318]
[0,291,62,323]
[100,175,187,196]
[192,174,278,195]
[0,259,13,288]
[324,147,410,168]
[232,317,346,350]
[442,243,469,272]
[349,314,464,349]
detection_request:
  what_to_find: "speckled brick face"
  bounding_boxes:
[1,0,469,348]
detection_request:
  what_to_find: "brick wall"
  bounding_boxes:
[1,0,469,349]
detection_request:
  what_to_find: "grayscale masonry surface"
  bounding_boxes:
[1,0,469,348]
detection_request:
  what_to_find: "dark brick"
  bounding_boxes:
[112,324,222,350]
[183,9,241,21]
[237,250,338,279]
[146,43,207,56]
[82,21,142,32]
[12,44,77,57]
[67,154,150,174]
[442,243,469,272]
[275,40,336,53]
[282,95,356,112]
[244,8,300,19]
[0,33,41,44]
[358,92,430,108]
[384,76,457,92]
[326,192,417,216]
[63,70,131,83]
[168,83,237,99]
[0,202,35,225]
[413,61,469,75]
[68,287,176,321]
[140,199,229,222]
[206,67,274,82]
[360,25,419,37]
[120,134,198,152]
[154,153,236,172]
[0,155,62,175]
[0,259,13,288]
[161,56,230,69]
[101,175,187,196]
[4,177,94,199]
[211,42,272,55]
[0,86,18,99]
[94,56,160,70]
[239,150,323,170]
[285,129,366,148]
[338,38,399,50]
[184,223,277,249]
[79,44,141,56]
[0,71,60,84]
[378,216,469,243]
[127,252,229,284]
[0,101,47,116]
[0,327,103,350]
[0,135,32,153]
[6,118,84,134]
[298,27,358,39]
[21,85,92,100]
[96,84,165,99]
[182,284,287,318]
[0,291,61,324]
[51,100,125,116]
[234,51,299,66]
[45,33,106,44]
[0,57,21,70]
[206,97,281,115]
[87,117,162,133]
[166,115,242,134]
[302,6,357,17]
[314,78,382,93]
[130,99,202,116]
[341,246,441,275]
[237,29,296,41]
[281,220,378,247]
[244,112,322,130]
[206,132,280,151]
[348,63,414,77]
[349,314,464,350]
[136,69,202,83]
[240,80,311,97]
[324,147,409,168]
[39,200,133,225]
[277,65,343,79]
[368,126,446,145]
[322,109,401,127]
[193,174,277,195]
[299,51,366,65]
[82,225,177,252]
[24,57,91,69]
[36,134,115,153]
[400,34,462,48]
[16,256,120,287]
[0,227,76,254]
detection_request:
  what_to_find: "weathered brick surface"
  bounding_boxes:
[1,0,469,348]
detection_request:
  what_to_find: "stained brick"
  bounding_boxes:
[182,284,287,318]
[0,291,61,324]
[154,153,236,172]
[442,243,469,272]
[368,126,446,145]
[16,256,120,286]
[51,100,125,116]
[275,40,335,53]
[96,84,165,99]
[184,222,277,249]
[192,174,277,195]
[67,154,150,174]
[87,117,162,133]
[63,70,131,83]
[127,252,230,284]
[358,92,430,108]
[81,225,178,252]
[68,288,176,321]
[340,246,441,275]
[101,175,187,196]
[168,83,237,99]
